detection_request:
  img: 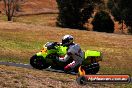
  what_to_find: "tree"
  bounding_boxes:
[92,11,114,33]
[56,0,103,30]
[3,0,18,21]
[107,0,132,34]
[119,0,132,34]
[107,0,123,33]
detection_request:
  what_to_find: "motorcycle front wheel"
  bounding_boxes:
[30,55,49,70]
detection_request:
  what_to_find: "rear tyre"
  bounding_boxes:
[30,55,49,70]
[85,63,100,74]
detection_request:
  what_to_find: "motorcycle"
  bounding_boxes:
[30,42,103,74]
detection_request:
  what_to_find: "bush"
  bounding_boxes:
[56,0,102,30]
[107,0,132,34]
[56,0,83,29]
[92,11,114,33]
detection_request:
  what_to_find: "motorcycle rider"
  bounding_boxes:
[58,35,84,73]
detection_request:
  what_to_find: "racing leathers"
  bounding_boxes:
[59,43,84,72]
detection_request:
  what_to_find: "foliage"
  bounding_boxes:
[92,11,114,33]
[107,0,132,34]
[56,0,102,30]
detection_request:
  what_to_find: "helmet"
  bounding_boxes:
[62,35,74,46]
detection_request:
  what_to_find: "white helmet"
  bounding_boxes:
[62,35,74,46]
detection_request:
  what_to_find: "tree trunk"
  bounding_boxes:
[8,15,12,21]
[121,20,124,33]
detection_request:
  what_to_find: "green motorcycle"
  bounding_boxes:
[30,42,103,74]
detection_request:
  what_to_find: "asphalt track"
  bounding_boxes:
[0,62,77,75]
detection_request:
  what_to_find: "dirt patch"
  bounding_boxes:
[0,0,58,15]
[0,65,126,88]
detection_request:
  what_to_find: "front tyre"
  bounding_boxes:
[30,55,49,70]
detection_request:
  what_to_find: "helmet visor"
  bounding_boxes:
[62,38,69,45]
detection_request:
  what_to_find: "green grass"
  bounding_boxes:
[13,14,57,27]
[0,14,7,21]
[0,16,132,87]
[0,21,132,75]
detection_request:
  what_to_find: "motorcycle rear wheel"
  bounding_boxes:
[85,62,100,74]
[30,55,49,70]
